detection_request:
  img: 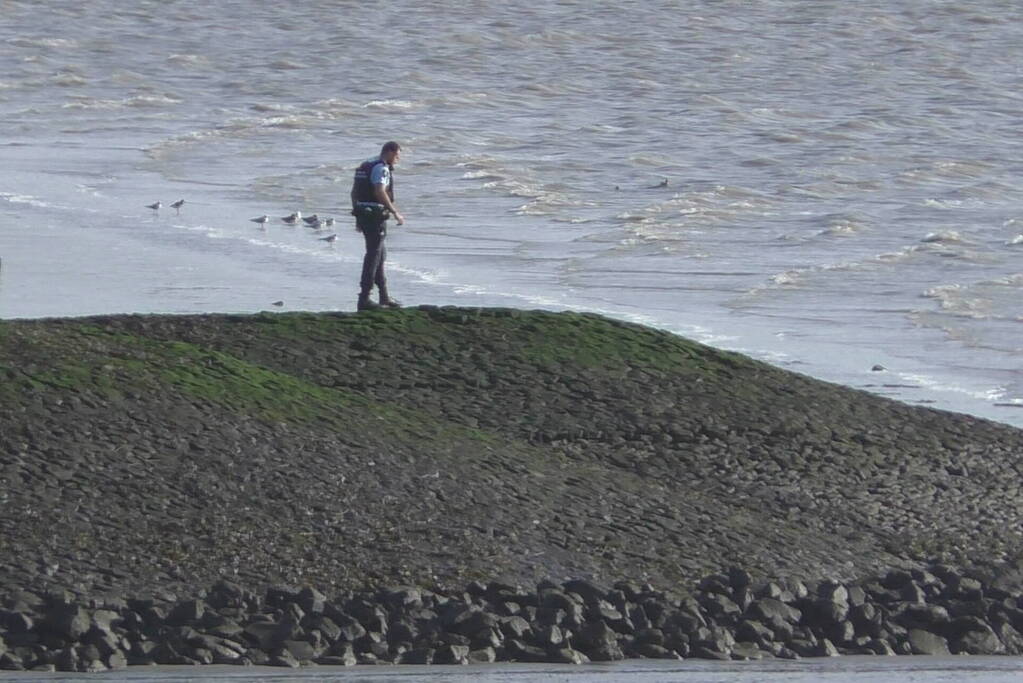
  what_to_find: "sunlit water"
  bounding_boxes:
[1,0,1021,430]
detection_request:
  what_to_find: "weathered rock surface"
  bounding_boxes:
[1,307,1023,667]
[0,569,1020,670]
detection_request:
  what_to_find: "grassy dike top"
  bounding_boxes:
[1,306,1022,600]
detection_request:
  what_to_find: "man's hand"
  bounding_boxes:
[393,212,405,226]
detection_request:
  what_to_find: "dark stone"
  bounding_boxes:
[387,619,417,645]
[730,641,764,660]
[381,586,423,610]
[268,649,300,668]
[811,599,850,626]
[575,621,624,661]
[908,629,950,655]
[45,605,91,640]
[434,644,470,665]
[946,576,984,601]
[500,616,532,640]
[863,638,896,655]
[585,600,624,624]
[306,614,342,643]
[1,611,33,634]
[324,641,357,664]
[736,619,773,645]
[243,620,281,650]
[881,570,914,590]
[788,638,834,657]
[728,567,753,590]
[846,585,867,607]
[562,579,608,604]
[996,622,1023,656]
[468,647,497,663]
[948,616,1003,655]
[355,631,386,655]
[208,580,247,609]
[439,632,471,647]
[700,592,741,621]
[166,599,205,627]
[826,620,855,645]
[505,639,550,663]
[283,639,317,663]
[548,647,590,664]
[151,641,197,665]
[691,644,731,660]
[399,647,435,664]
[849,602,883,637]
[896,603,950,630]
[298,587,326,615]
[632,642,680,659]
[747,598,801,631]
[535,625,564,648]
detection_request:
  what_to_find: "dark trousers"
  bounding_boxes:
[358,219,387,295]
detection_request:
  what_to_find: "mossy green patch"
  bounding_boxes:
[0,320,500,446]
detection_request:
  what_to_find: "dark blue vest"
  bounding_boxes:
[352,158,394,204]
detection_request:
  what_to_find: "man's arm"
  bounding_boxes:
[374,183,404,225]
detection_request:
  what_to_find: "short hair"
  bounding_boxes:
[381,141,401,155]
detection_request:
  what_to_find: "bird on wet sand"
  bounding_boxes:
[281,211,301,225]
[302,213,320,225]
[250,215,269,228]
[318,233,337,243]
[170,199,185,213]
[146,201,161,211]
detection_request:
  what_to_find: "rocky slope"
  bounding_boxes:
[1,306,1022,603]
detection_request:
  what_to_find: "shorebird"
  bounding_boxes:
[250,215,269,228]
[170,199,185,213]
[306,217,322,229]
[318,233,337,243]
[302,213,320,225]
[323,217,335,228]
[281,211,301,225]
[146,201,161,211]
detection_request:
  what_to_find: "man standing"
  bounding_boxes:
[350,141,405,311]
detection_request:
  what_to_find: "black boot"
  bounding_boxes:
[357,292,379,311]
[378,286,401,308]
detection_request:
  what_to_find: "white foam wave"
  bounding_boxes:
[0,192,50,208]
[7,37,78,49]
[167,54,212,68]
[1006,235,1023,246]
[818,224,859,237]
[51,74,87,87]
[921,230,966,244]
[770,271,802,286]
[63,94,181,111]
[363,99,419,110]
[922,284,990,319]
[461,170,503,181]
[898,373,1006,402]
[923,199,965,209]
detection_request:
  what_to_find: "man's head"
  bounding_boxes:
[381,141,401,165]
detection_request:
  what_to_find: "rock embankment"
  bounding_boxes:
[3,565,1023,671]
[2,306,1023,668]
